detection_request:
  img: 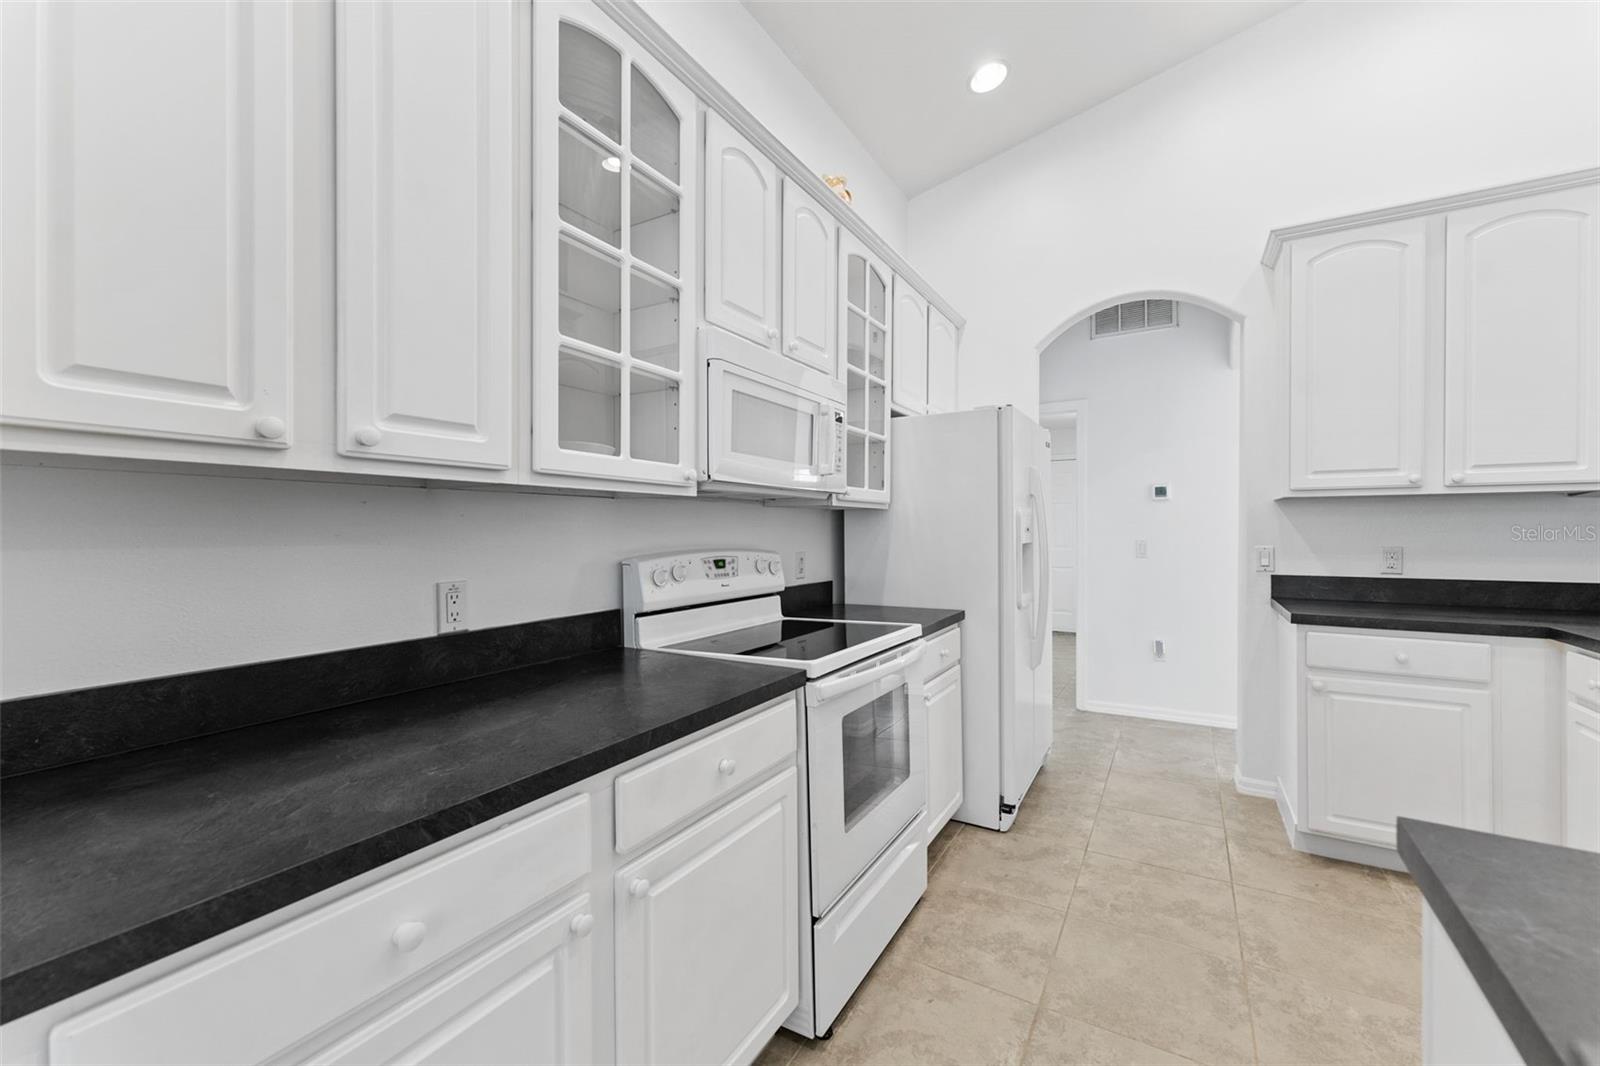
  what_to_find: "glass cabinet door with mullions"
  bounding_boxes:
[534,2,697,487]
[836,230,891,505]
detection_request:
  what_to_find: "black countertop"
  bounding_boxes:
[0,648,805,1022]
[1268,576,1600,653]
[799,603,965,638]
[1270,598,1600,653]
[1397,819,1600,1066]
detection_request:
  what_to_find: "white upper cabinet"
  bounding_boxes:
[926,308,958,414]
[837,230,891,505]
[703,112,780,351]
[533,0,698,487]
[891,278,929,414]
[336,0,515,469]
[0,0,296,448]
[781,180,838,375]
[1286,219,1429,491]
[1443,185,1598,488]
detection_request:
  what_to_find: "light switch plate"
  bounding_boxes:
[1255,545,1275,572]
[1381,547,1404,575]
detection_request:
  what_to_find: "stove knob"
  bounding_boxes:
[671,562,689,583]
[651,567,670,588]
[770,558,782,577]
[754,557,768,574]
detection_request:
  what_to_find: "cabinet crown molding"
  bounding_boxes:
[1261,168,1600,268]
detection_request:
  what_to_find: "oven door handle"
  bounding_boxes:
[810,640,926,703]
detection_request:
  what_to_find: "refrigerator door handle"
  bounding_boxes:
[1029,467,1050,670]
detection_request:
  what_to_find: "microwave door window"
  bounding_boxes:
[731,390,814,471]
[840,689,911,831]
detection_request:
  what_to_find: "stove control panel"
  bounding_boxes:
[621,549,785,623]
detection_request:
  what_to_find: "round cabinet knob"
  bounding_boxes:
[254,416,286,440]
[1394,651,1410,664]
[391,921,428,953]
[940,649,952,660]
[354,426,383,447]
[651,567,670,588]
[1407,473,1421,485]
[717,757,737,776]
[787,341,799,354]
[1589,679,1599,691]
[767,328,779,341]
[569,913,595,938]
[1450,472,1465,484]
[670,562,689,583]
[1310,680,1326,693]
[682,468,698,482]
[629,878,651,899]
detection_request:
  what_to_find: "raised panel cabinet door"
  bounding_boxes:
[0,0,296,447]
[925,666,963,845]
[1566,700,1600,852]
[1305,674,1493,847]
[1444,185,1599,487]
[315,895,595,1066]
[926,308,958,414]
[1287,219,1429,490]
[704,112,779,349]
[891,278,929,413]
[780,179,837,374]
[335,0,515,469]
[615,768,799,1066]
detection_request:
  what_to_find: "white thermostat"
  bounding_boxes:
[1151,484,1171,500]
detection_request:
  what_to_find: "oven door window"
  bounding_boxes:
[840,688,910,831]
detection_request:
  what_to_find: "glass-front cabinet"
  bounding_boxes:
[533,1,698,488]
[835,231,891,505]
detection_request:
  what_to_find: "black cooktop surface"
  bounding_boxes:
[668,618,905,661]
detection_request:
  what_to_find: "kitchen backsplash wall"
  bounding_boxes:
[0,465,841,699]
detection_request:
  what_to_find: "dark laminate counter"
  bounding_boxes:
[801,604,965,638]
[1270,598,1600,653]
[0,649,805,1022]
[1397,819,1600,1066]
[1268,576,1600,654]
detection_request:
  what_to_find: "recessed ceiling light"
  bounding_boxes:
[601,155,622,173]
[969,61,1008,94]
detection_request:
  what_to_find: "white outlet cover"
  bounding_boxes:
[436,580,469,633]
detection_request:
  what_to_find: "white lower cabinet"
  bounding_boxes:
[1565,652,1600,851]
[314,894,594,1066]
[923,626,964,846]
[614,768,800,1066]
[1305,673,1493,847]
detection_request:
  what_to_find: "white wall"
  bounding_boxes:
[1042,308,1238,726]
[639,0,908,249]
[906,1,1600,781]
[0,466,838,698]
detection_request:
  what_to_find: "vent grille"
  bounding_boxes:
[1091,299,1179,338]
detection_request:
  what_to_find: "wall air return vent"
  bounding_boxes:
[1090,298,1179,338]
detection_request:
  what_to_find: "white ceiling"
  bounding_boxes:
[741,1,1296,195]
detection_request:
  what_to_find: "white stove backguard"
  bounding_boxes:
[633,596,783,650]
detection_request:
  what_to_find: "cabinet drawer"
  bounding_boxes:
[49,795,592,1066]
[615,695,797,854]
[1567,651,1600,704]
[1305,630,1490,683]
[925,625,961,680]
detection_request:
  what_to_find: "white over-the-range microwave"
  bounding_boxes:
[697,326,847,497]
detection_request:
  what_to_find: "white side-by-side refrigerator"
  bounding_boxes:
[844,406,1054,832]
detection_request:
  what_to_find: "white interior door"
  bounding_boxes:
[1050,458,1077,633]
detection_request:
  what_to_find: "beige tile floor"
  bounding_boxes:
[757,633,1423,1066]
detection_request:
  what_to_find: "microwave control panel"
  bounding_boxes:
[621,549,784,619]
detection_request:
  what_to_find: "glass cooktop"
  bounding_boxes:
[666,619,903,662]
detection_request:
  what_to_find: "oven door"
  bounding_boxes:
[706,359,845,494]
[805,640,927,916]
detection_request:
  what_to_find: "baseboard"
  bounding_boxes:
[1232,769,1276,798]
[1079,699,1235,730]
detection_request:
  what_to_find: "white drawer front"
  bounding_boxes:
[614,695,797,854]
[1567,650,1600,704]
[1304,630,1490,683]
[49,795,592,1066]
[924,625,961,680]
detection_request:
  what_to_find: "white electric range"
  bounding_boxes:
[622,549,930,1038]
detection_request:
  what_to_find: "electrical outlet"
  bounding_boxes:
[1381,547,1404,575]
[1134,539,1148,559]
[1153,639,1167,661]
[794,551,807,581]
[436,580,468,633]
